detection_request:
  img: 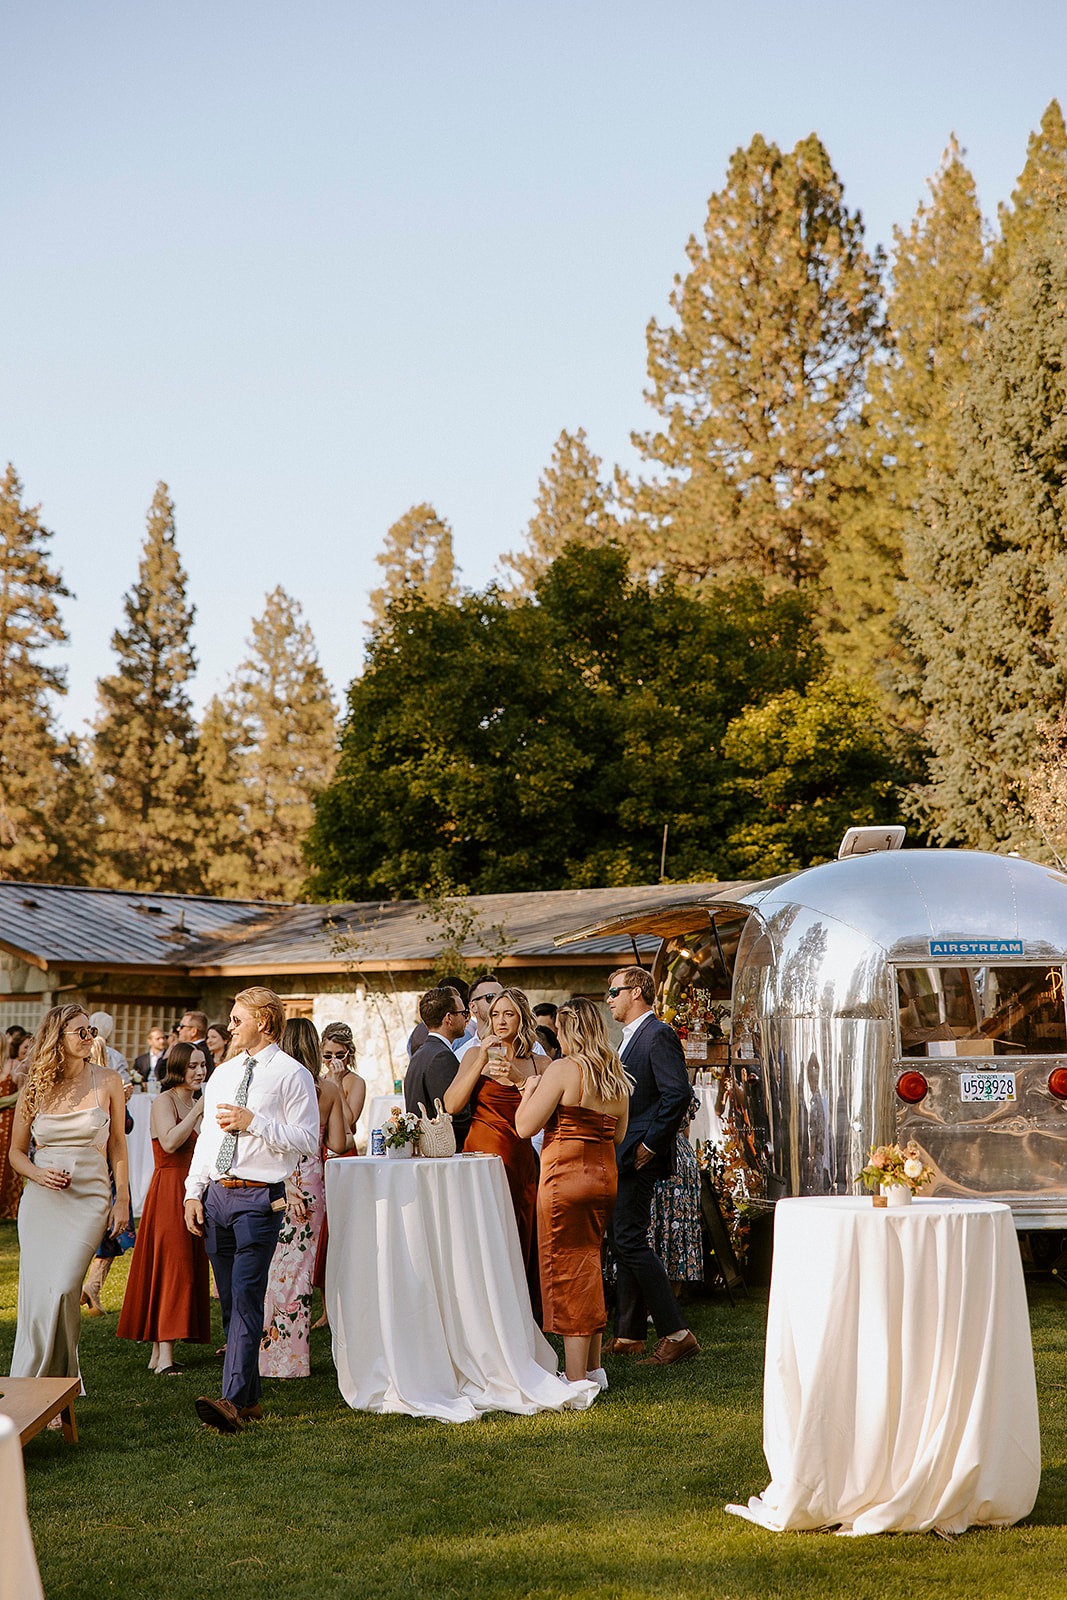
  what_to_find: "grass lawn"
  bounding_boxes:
[2,1221,1066,1600]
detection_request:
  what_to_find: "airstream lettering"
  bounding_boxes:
[558,846,1067,1230]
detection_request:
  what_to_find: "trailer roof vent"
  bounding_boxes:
[837,825,906,860]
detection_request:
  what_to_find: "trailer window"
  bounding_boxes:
[896,965,1067,1057]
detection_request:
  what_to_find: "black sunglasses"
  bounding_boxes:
[605,986,635,1000]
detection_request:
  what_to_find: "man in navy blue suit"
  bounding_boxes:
[606,966,700,1366]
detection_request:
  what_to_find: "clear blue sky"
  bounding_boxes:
[3,1,1064,731]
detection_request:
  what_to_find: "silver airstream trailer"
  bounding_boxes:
[562,842,1067,1229]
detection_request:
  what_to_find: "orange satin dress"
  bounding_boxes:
[117,1137,210,1344]
[537,1105,618,1337]
[465,1077,539,1288]
[0,1069,23,1221]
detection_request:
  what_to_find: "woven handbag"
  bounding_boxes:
[416,1098,457,1159]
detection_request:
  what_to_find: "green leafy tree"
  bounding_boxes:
[0,466,94,882]
[823,137,989,692]
[368,503,460,632]
[224,586,338,901]
[900,210,1067,850]
[991,99,1067,296]
[92,483,202,890]
[502,429,618,594]
[718,677,908,875]
[627,132,884,587]
[305,544,824,898]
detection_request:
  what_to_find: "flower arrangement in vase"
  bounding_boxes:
[382,1106,421,1158]
[856,1140,934,1206]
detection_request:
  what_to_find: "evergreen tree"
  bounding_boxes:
[822,138,989,689]
[627,132,884,587]
[92,482,202,890]
[195,692,252,897]
[0,466,92,882]
[502,429,618,594]
[900,210,1067,850]
[368,503,460,631]
[991,99,1067,295]
[226,587,338,901]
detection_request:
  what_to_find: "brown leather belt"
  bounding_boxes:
[214,1177,271,1189]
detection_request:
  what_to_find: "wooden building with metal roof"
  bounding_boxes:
[0,878,726,1108]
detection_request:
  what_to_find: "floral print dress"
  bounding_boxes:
[259,1149,325,1378]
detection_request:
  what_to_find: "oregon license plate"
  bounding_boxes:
[959,1072,1016,1104]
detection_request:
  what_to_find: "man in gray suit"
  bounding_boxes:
[404,988,471,1149]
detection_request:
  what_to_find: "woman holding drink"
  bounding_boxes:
[8,1005,129,1382]
[444,988,540,1289]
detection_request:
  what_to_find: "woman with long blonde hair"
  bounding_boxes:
[516,997,631,1389]
[445,987,542,1296]
[8,1004,130,1383]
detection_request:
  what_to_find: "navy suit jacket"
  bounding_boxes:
[404,1036,470,1150]
[617,1013,691,1177]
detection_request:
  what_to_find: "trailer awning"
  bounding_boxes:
[553,882,759,947]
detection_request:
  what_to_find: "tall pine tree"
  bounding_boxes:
[0,465,93,882]
[92,483,203,890]
[368,504,460,631]
[627,132,884,587]
[214,587,337,901]
[900,209,1067,850]
[195,692,251,897]
[823,137,989,690]
[502,429,618,594]
[990,99,1067,296]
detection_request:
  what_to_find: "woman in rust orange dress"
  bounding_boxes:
[116,1043,210,1374]
[516,997,631,1388]
[0,1036,26,1220]
[444,988,541,1288]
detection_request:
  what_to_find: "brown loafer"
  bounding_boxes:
[194,1396,244,1433]
[638,1331,700,1366]
[608,1337,647,1356]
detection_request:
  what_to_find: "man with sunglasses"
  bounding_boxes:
[404,988,472,1149]
[454,974,504,1059]
[605,967,699,1366]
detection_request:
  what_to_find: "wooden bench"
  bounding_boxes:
[0,1378,79,1445]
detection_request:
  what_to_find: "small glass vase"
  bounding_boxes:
[882,1183,912,1207]
[385,1142,414,1160]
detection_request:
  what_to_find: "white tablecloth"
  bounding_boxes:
[0,1415,44,1600]
[325,1153,597,1422]
[728,1196,1041,1535]
[127,1094,155,1215]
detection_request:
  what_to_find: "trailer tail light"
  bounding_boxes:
[896,1070,929,1104]
[1048,1068,1067,1100]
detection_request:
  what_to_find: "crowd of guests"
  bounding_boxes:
[2,966,702,1430]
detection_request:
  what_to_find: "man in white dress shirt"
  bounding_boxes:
[453,974,504,1060]
[184,986,319,1433]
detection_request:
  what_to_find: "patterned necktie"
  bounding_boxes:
[216,1054,255,1175]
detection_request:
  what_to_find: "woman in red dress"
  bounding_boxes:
[444,988,540,1286]
[116,1043,210,1374]
[516,997,631,1388]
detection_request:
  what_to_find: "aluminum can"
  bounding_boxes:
[370,1126,385,1156]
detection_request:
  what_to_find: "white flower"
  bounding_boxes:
[903,1157,923,1180]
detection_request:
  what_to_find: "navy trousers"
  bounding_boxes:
[203,1182,284,1409]
[609,1167,685,1341]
